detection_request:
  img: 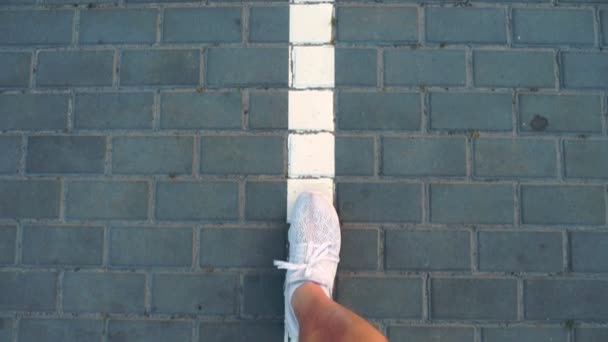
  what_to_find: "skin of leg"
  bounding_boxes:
[292,282,388,342]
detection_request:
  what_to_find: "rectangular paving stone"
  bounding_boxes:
[385,50,466,86]
[0,52,30,87]
[478,231,562,272]
[248,91,287,129]
[429,92,512,131]
[426,8,506,44]
[430,184,514,224]
[64,272,145,313]
[249,6,289,43]
[335,48,377,87]
[110,227,192,267]
[108,320,191,342]
[519,94,602,133]
[152,274,237,314]
[37,50,114,87]
[80,9,157,44]
[386,230,470,271]
[0,271,56,311]
[337,277,422,318]
[200,135,284,175]
[163,8,241,43]
[121,50,199,86]
[22,225,103,266]
[19,319,102,342]
[199,322,283,342]
[561,52,608,89]
[75,92,154,130]
[243,274,283,316]
[474,51,554,88]
[431,278,517,320]
[336,92,420,130]
[27,136,106,174]
[576,328,608,342]
[160,92,242,129]
[388,327,474,342]
[383,137,466,177]
[0,318,11,342]
[482,328,566,342]
[474,139,556,178]
[335,136,375,176]
[564,140,608,179]
[66,181,148,220]
[156,181,238,221]
[0,10,73,46]
[521,185,605,225]
[0,180,60,219]
[603,11,608,46]
[525,280,608,320]
[0,136,20,174]
[340,228,378,271]
[570,232,608,272]
[112,136,193,175]
[336,7,417,43]
[512,9,594,46]
[337,182,421,223]
[0,94,68,130]
[44,0,116,3]
[245,181,286,221]
[0,226,16,265]
[200,228,285,268]
[207,48,288,87]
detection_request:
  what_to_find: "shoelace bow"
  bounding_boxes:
[274,242,340,282]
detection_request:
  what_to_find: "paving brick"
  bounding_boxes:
[0,318,11,342]
[156,181,238,221]
[336,92,420,131]
[564,140,608,179]
[337,182,421,223]
[152,274,237,314]
[429,92,512,131]
[335,48,377,87]
[110,227,192,267]
[108,320,192,342]
[200,228,285,268]
[160,92,242,129]
[478,231,562,272]
[22,225,103,266]
[0,180,60,219]
[386,230,470,271]
[0,0,35,4]
[112,136,193,175]
[0,226,16,265]
[474,51,554,88]
[80,9,157,44]
[570,232,608,272]
[207,48,288,88]
[0,52,30,87]
[64,272,145,313]
[576,328,608,342]
[245,181,286,221]
[388,327,474,342]
[337,277,422,318]
[249,6,288,43]
[513,9,594,46]
[430,184,514,224]
[200,135,284,175]
[243,274,283,316]
[602,11,608,46]
[164,8,241,43]
[0,11,73,46]
[0,94,68,130]
[525,280,608,320]
[383,137,466,177]
[37,51,114,87]
[248,91,287,129]
[335,136,374,176]
[19,319,101,342]
[0,271,56,311]
[199,322,284,342]
[66,180,148,220]
[340,228,378,271]
[519,94,602,133]
[121,50,199,86]
[474,139,556,178]
[337,7,417,43]
[521,185,605,225]
[75,92,153,130]
[482,328,566,342]
[562,52,608,89]
[426,8,506,44]
[0,136,20,174]
[384,50,466,86]
[27,136,106,174]
[44,0,116,3]
[431,278,516,320]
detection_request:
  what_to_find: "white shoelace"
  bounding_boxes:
[274,242,340,286]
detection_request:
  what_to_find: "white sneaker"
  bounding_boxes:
[274,192,341,341]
